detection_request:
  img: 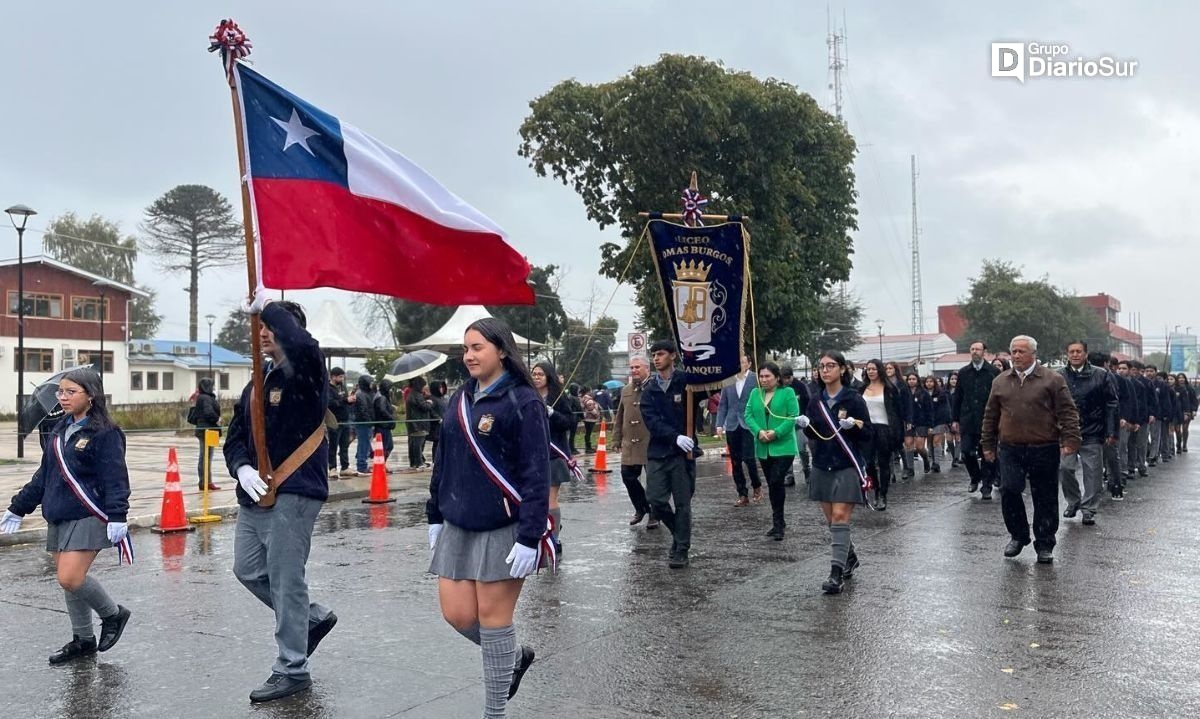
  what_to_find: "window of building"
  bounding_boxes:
[71,296,111,321]
[130,371,143,391]
[219,372,230,391]
[76,350,114,373]
[14,348,54,372]
[163,372,174,391]
[7,292,63,319]
[147,371,159,390]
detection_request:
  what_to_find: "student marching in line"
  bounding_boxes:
[427,318,551,718]
[532,360,582,556]
[1,368,133,664]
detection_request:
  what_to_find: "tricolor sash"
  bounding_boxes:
[51,434,135,565]
[550,443,584,482]
[455,393,557,572]
[814,401,881,512]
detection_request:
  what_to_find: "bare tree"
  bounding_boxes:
[140,185,243,341]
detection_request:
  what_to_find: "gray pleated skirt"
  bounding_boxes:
[46,516,111,553]
[429,521,520,582]
[808,467,866,505]
[550,457,572,487]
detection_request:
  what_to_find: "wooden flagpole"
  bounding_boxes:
[223,45,276,506]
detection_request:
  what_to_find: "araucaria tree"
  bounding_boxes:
[519,54,858,353]
[140,185,243,341]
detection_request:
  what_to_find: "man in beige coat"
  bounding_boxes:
[612,357,659,528]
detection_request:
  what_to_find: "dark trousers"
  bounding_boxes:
[960,432,997,489]
[327,424,351,471]
[647,456,695,554]
[998,443,1061,551]
[568,420,578,455]
[583,422,597,452]
[355,424,373,473]
[1103,440,1121,492]
[196,438,216,489]
[864,424,894,497]
[377,427,394,462]
[759,455,793,529]
[726,426,761,496]
[620,464,651,514]
[408,434,427,468]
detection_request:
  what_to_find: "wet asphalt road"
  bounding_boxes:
[1,451,1198,719]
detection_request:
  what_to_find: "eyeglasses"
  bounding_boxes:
[55,388,82,398]
[817,363,840,371]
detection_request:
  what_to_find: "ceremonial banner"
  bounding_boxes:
[233,64,534,305]
[646,220,750,390]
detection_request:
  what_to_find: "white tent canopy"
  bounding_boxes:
[403,305,544,351]
[308,300,379,356]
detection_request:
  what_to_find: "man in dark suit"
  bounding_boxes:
[715,354,762,505]
[951,340,1000,499]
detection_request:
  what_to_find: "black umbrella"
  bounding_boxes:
[386,350,447,382]
[20,363,97,438]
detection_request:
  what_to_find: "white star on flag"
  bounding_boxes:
[270,108,319,156]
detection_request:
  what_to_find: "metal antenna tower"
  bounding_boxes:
[910,154,924,335]
[827,8,847,121]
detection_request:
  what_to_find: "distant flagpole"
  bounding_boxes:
[209,19,276,505]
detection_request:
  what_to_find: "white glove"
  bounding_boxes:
[236,465,270,501]
[243,287,272,315]
[795,415,811,429]
[675,435,696,452]
[106,522,128,544]
[428,523,443,552]
[0,510,21,534]
[838,417,857,430]
[505,542,539,579]
[546,405,554,416]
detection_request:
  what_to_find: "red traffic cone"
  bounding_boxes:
[589,420,612,474]
[363,433,396,504]
[153,447,195,533]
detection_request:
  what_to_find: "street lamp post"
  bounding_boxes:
[875,319,884,362]
[205,314,216,381]
[93,281,107,381]
[6,204,37,459]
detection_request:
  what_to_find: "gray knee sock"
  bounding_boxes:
[830,523,851,569]
[63,589,95,639]
[456,622,481,646]
[73,576,118,620]
[480,625,517,719]
[549,507,562,539]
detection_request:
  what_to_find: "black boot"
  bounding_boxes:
[97,605,131,652]
[877,493,888,511]
[49,635,97,665]
[822,565,845,594]
[843,550,860,578]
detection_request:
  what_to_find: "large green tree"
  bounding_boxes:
[812,289,864,356]
[215,307,251,356]
[556,316,619,389]
[140,185,243,341]
[518,54,858,353]
[959,261,1107,360]
[42,212,163,338]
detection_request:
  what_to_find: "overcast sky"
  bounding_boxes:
[2,1,1192,357]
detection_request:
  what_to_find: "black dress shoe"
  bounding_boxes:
[646,517,660,529]
[1063,503,1079,519]
[308,612,338,656]
[1036,549,1054,564]
[509,645,536,699]
[782,477,796,487]
[969,479,980,493]
[668,551,689,569]
[1081,514,1096,526]
[629,511,647,526]
[821,565,845,594]
[876,494,887,510]
[1003,540,1028,558]
[843,552,860,578]
[249,673,312,703]
[981,490,993,500]
[48,635,97,665]
[932,463,941,473]
[97,605,131,652]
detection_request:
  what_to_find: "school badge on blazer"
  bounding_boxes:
[478,414,495,435]
[269,388,283,405]
[74,438,89,450]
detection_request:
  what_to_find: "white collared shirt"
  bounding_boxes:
[1015,361,1037,382]
[735,373,749,397]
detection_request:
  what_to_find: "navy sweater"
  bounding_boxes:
[803,387,872,472]
[224,302,330,507]
[8,416,131,523]
[639,370,694,461]
[929,391,952,426]
[544,391,575,458]
[427,378,551,548]
[909,388,933,427]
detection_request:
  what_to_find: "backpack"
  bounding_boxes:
[186,405,200,425]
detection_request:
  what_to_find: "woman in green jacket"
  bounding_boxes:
[745,362,799,540]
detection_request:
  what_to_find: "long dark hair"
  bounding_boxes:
[429,380,448,398]
[533,360,565,402]
[817,350,853,391]
[61,367,117,431]
[465,317,534,388]
[863,359,888,388]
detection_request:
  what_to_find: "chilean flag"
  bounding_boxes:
[233,64,534,305]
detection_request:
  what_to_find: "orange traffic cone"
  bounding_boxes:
[589,420,612,474]
[363,432,396,504]
[153,447,195,533]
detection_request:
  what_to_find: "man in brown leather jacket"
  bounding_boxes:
[612,356,658,528]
